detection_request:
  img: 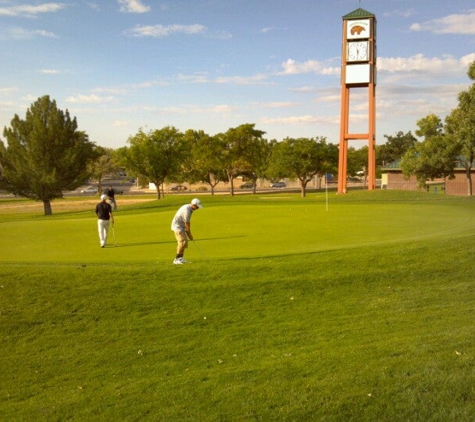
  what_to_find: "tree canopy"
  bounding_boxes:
[183,129,227,195]
[445,61,475,195]
[219,124,267,196]
[266,137,337,197]
[377,131,418,167]
[400,114,460,186]
[0,95,97,215]
[118,126,186,199]
[398,61,475,194]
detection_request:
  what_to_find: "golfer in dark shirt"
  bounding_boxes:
[106,186,117,210]
[95,194,114,248]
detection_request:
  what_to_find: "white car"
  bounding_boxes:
[80,186,98,194]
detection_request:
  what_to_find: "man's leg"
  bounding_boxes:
[173,231,188,263]
[98,219,105,247]
[103,220,110,245]
[98,219,110,247]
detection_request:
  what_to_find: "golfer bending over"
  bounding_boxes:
[171,198,202,264]
[95,194,114,248]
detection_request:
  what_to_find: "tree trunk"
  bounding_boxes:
[300,180,307,198]
[466,167,472,196]
[155,183,161,199]
[224,169,235,196]
[43,199,53,215]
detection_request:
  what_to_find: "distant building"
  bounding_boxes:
[381,160,474,196]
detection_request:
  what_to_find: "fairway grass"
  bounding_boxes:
[1,191,475,420]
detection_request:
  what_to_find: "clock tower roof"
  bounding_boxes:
[343,8,375,19]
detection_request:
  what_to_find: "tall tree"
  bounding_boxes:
[220,124,266,196]
[119,126,185,199]
[400,114,460,186]
[0,95,97,215]
[445,61,475,196]
[183,129,227,195]
[348,146,369,186]
[377,131,418,166]
[267,137,335,197]
[88,146,119,195]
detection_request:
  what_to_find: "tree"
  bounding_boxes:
[0,95,97,215]
[240,136,271,194]
[119,126,185,199]
[377,131,418,167]
[88,146,119,195]
[267,137,335,197]
[220,124,266,196]
[445,61,475,196]
[400,114,460,186]
[183,129,227,195]
[348,146,369,186]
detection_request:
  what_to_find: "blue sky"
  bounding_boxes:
[0,0,474,149]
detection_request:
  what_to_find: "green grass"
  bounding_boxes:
[1,190,475,420]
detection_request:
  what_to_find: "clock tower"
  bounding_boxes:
[338,8,377,193]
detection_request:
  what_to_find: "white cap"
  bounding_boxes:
[101,194,107,200]
[191,198,203,208]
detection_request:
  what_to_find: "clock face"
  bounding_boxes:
[347,41,369,62]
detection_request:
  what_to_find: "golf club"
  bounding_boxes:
[112,223,117,247]
[192,239,206,259]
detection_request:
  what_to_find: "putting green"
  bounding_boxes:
[1,194,473,264]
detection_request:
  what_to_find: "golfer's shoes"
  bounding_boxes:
[173,257,188,265]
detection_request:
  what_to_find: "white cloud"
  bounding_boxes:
[378,53,475,76]
[261,115,318,124]
[35,30,56,38]
[0,26,56,40]
[0,87,18,95]
[130,79,169,89]
[215,74,269,85]
[118,0,150,14]
[86,3,100,11]
[126,24,206,37]
[255,101,297,108]
[66,94,115,104]
[177,73,211,84]
[383,9,416,19]
[92,87,127,95]
[209,104,235,114]
[279,59,339,76]
[0,3,66,18]
[91,79,169,95]
[290,86,318,93]
[210,30,232,40]
[410,10,475,34]
[38,69,61,74]
[177,73,268,85]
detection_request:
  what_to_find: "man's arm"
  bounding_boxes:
[185,222,193,240]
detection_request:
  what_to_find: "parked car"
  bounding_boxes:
[240,182,255,189]
[80,186,98,194]
[270,182,286,188]
[171,185,187,191]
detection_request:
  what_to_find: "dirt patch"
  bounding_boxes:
[0,197,155,214]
